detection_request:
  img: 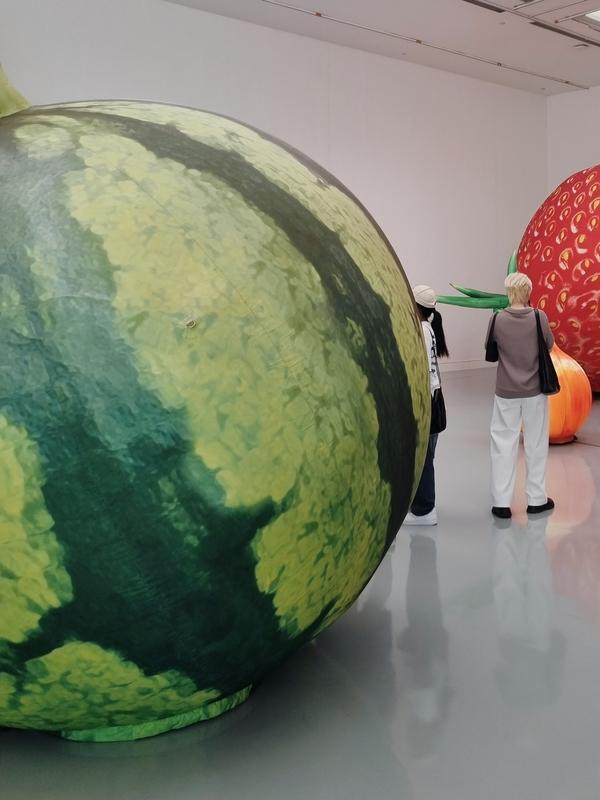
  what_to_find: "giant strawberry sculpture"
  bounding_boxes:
[518,166,600,392]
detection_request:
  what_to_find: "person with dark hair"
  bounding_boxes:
[404,286,450,527]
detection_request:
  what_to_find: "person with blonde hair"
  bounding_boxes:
[485,272,555,519]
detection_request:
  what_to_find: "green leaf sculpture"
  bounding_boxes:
[437,251,517,311]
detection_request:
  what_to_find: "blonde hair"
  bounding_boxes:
[504,272,532,306]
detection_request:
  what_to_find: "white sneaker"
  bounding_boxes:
[403,509,438,526]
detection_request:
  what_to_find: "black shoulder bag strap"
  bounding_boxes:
[535,310,560,395]
[485,312,499,363]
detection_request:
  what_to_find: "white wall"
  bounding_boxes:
[0,0,548,369]
[547,87,600,192]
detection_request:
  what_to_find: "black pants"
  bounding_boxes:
[410,434,438,516]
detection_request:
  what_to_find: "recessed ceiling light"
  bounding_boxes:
[574,42,589,49]
[586,10,600,22]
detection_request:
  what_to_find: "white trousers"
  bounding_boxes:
[490,394,549,508]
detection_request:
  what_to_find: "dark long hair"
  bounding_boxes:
[416,304,450,358]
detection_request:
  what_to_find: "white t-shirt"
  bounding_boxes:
[422,320,441,394]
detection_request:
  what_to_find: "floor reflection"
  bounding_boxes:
[398,532,451,758]
[492,514,566,708]
[544,449,600,624]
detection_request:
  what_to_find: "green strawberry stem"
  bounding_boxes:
[437,294,508,310]
[507,250,518,275]
[450,283,507,300]
[0,66,29,118]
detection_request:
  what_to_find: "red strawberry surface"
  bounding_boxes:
[518,166,600,391]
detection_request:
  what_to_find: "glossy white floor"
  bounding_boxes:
[2,369,599,800]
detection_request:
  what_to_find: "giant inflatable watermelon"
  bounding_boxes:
[518,166,600,392]
[0,69,429,741]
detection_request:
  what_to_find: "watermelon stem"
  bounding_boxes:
[0,65,30,118]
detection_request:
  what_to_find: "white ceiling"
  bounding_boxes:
[163,0,600,93]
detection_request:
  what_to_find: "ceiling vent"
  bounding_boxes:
[461,0,505,12]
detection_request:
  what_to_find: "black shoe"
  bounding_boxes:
[492,506,512,519]
[527,498,555,514]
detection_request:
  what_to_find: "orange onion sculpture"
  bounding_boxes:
[548,345,593,444]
